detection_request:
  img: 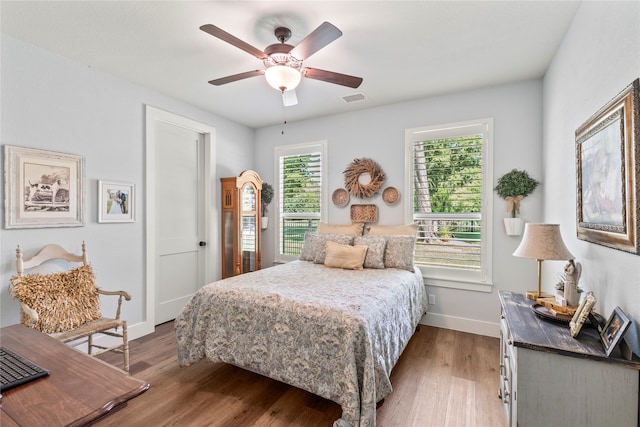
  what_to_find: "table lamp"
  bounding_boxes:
[513,223,574,300]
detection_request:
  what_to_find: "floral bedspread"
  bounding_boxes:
[175,260,427,427]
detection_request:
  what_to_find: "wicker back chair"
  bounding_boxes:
[11,242,131,372]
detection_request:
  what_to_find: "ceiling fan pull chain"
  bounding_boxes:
[281,99,287,135]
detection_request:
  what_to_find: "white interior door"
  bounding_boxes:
[154,121,205,324]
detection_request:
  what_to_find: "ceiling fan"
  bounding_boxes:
[200,21,363,106]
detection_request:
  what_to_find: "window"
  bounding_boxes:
[405,119,493,291]
[275,141,327,261]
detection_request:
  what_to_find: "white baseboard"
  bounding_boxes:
[419,312,500,338]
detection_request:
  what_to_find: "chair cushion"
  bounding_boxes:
[10,265,101,334]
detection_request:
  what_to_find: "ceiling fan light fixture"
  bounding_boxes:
[265,65,301,92]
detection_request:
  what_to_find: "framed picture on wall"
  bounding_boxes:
[575,78,639,254]
[98,180,135,223]
[4,145,85,228]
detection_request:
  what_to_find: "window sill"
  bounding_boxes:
[420,269,493,293]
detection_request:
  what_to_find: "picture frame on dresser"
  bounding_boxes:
[570,291,596,338]
[575,78,639,255]
[600,306,631,357]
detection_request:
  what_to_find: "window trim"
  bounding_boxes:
[274,140,328,263]
[404,118,494,292]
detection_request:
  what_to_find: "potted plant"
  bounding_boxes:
[494,169,539,235]
[261,182,274,230]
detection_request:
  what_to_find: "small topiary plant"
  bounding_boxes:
[495,169,539,218]
[261,182,274,217]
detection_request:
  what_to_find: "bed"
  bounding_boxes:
[175,230,428,427]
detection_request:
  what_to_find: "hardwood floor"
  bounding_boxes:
[96,322,507,427]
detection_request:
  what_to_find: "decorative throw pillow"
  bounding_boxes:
[367,223,419,236]
[324,241,368,270]
[354,235,387,269]
[313,233,355,264]
[318,222,364,236]
[299,231,320,261]
[383,235,417,271]
[10,265,101,334]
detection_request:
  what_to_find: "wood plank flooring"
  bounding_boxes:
[96,322,507,427]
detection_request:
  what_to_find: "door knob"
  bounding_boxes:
[199,241,207,247]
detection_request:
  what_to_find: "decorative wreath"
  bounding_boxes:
[343,158,386,199]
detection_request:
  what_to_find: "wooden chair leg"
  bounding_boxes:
[88,334,93,355]
[122,323,129,373]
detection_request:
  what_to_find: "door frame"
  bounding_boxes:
[143,105,216,334]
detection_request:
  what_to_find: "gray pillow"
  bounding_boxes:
[383,235,416,271]
[354,235,387,269]
[299,231,320,261]
[313,233,355,264]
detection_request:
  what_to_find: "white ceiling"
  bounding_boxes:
[1,1,580,129]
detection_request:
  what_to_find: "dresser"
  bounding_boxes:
[498,291,640,427]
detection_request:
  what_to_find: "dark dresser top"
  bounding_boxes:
[499,290,640,370]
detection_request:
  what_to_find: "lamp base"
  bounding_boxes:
[526,291,555,301]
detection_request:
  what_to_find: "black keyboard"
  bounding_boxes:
[0,346,49,392]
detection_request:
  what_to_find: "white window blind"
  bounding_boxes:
[275,142,326,260]
[406,119,493,290]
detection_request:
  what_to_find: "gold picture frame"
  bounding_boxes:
[575,79,639,254]
[569,291,596,338]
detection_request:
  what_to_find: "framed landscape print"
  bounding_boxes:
[98,180,135,223]
[576,79,639,254]
[4,145,85,228]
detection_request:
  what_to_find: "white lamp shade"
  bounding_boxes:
[265,66,301,91]
[513,223,574,261]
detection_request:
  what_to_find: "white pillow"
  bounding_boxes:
[367,223,419,236]
[318,222,364,236]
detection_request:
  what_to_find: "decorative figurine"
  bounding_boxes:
[563,259,582,306]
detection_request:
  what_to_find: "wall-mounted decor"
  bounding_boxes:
[332,188,349,207]
[382,186,400,205]
[98,180,135,223]
[4,145,85,229]
[350,204,378,223]
[494,169,539,236]
[576,79,639,254]
[343,158,386,199]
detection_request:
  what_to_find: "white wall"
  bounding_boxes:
[0,34,255,337]
[542,1,640,354]
[255,80,545,336]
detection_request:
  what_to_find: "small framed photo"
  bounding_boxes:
[600,306,631,357]
[570,291,596,338]
[4,145,85,228]
[98,180,135,223]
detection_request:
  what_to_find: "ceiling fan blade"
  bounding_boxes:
[282,89,298,107]
[289,22,342,60]
[208,70,265,86]
[200,24,268,60]
[302,67,363,89]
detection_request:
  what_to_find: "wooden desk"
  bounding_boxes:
[0,324,149,426]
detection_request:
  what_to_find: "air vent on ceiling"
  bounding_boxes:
[341,93,368,104]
